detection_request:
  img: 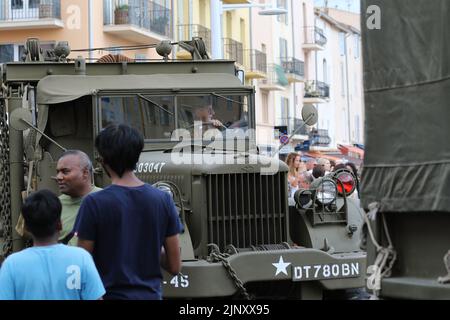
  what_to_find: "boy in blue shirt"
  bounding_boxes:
[75,124,182,300]
[0,190,105,300]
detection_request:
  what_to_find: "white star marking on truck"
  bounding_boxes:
[272,256,291,276]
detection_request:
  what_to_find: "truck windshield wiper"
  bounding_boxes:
[137,94,174,116]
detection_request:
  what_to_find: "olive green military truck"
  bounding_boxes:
[361,0,450,299]
[0,38,366,299]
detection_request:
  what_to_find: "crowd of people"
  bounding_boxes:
[0,124,183,300]
[285,152,360,198]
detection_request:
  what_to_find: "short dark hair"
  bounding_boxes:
[312,165,325,179]
[95,124,144,178]
[22,190,62,239]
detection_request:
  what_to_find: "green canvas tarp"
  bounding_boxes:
[361,0,450,212]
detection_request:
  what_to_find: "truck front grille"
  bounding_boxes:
[206,172,288,251]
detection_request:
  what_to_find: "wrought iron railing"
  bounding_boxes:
[280,57,305,77]
[0,0,61,21]
[104,0,172,38]
[177,24,211,52]
[244,49,267,74]
[223,38,243,65]
[303,26,327,46]
[309,129,331,146]
[304,80,330,98]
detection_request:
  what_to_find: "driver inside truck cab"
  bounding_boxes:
[193,103,224,129]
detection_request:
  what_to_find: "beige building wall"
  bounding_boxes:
[0,0,173,62]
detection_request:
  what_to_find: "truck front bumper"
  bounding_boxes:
[162,248,366,298]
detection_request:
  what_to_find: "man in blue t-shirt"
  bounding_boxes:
[0,190,105,300]
[74,124,182,300]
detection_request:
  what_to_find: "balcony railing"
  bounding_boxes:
[223,38,243,65]
[304,80,330,99]
[281,57,305,77]
[279,118,309,136]
[303,26,327,47]
[177,24,211,53]
[0,0,61,21]
[259,64,289,90]
[244,49,267,74]
[309,129,331,146]
[104,0,172,38]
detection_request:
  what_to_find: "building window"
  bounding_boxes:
[355,115,360,143]
[280,97,289,124]
[340,62,345,96]
[277,0,287,24]
[279,38,288,60]
[0,45,14,63]
[262,92,269,123]
[354,34,360,59]
[323,59,328,84]
[339,32,346,56]
[0,42,54,62]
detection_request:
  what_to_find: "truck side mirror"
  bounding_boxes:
[9,107,66,151]
[10,108,33,131]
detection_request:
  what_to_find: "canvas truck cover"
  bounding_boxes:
[361,0,450,212]
[36,73,247,105]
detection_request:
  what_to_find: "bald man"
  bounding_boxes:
[56,150,101,245]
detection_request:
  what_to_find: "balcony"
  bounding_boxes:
[302,26,327,51]
[223,38,243,66]
[281,57,305,83]
[0,0,63,30]
[244,49,267,80]
[304,80,330,104]
[103,0,172,44]
[259,64,288,91]
[279,117,309,141]
[310,129,331,147]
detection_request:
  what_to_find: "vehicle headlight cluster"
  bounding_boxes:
[315,179,337,205]
[294,177,337,209]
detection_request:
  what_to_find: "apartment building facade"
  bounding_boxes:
[314,7,364,148]
[0,0,173,62]
[251,0,323,155]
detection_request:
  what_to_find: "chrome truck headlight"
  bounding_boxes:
[312,178,337,205]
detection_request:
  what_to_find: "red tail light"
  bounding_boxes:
[335,171,356,196]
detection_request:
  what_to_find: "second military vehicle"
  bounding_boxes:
[361,0,450,299]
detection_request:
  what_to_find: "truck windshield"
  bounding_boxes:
[100,94,249,140]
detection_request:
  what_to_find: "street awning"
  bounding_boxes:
[338,144,364,159]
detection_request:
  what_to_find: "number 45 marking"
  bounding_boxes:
[170,274,189,288]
